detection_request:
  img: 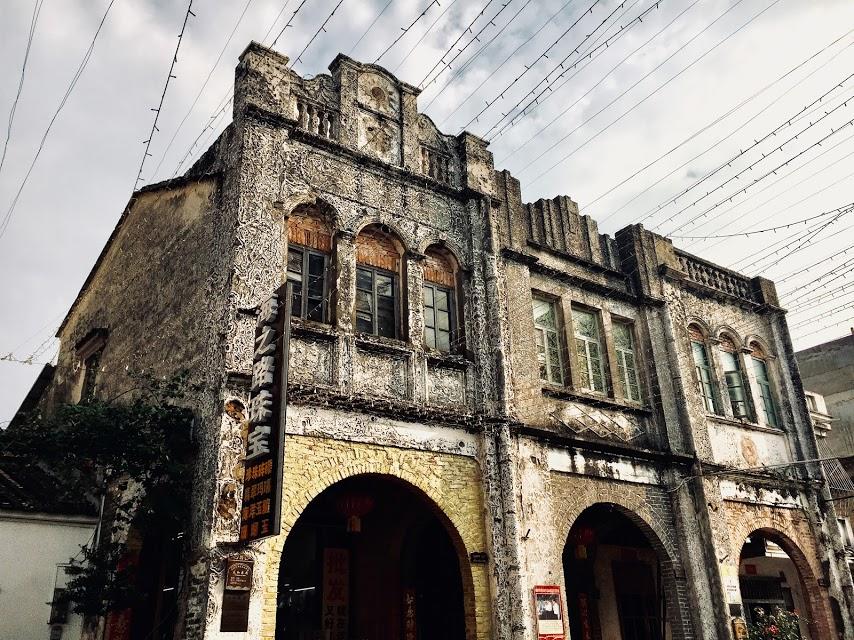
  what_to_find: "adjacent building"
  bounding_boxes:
[14,43,854,640]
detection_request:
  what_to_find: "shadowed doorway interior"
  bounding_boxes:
[275,474,467,640]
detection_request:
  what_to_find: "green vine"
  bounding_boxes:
[0,371,197,616]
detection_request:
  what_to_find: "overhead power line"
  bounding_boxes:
[661,87,854,235]
[0,0,46,178]
[482,0,646,141]
[436,0,575,127]
[134,0,196,190]
[422,0,535,113]
[392,0,461,73]
[493,0,686,150]
[374,0,441,65]
[661,114,854,237]
[593,31,854,225]
[668,202,854,239]
[0,0,119,241]
[291,0,346,70]
[350,0,394,56]
[523,0,780,185]
[420,0,519,92]
[151,0,257,180]
[417,0,498,87]
[459,0,603,132]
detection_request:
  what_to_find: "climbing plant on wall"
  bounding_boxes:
[0,371,197,616]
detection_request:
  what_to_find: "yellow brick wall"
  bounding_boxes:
[259,435,492,640]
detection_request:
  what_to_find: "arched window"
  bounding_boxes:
[423,246,461,353]
[287,204,333,323]
[750,342,779,427]
[355,224,404,339]
[718,334,751,420]
[688,324,719,414]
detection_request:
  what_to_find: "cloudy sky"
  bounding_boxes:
[2,0,853,422]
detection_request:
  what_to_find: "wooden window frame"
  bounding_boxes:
[613,320,642,403]
[719,347,752,420]
[752,356,779,427]
[355,264,399,339]
[423,281,456,353]
[572,306,607,394]
[690,338,721,414]
[287,244,330,323]
[533,296,564,386]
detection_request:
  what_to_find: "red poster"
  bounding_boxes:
[534,585,565,640]
[322,548,349,640]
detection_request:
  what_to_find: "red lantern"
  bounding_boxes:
[335,494,375,533]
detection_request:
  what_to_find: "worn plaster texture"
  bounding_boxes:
[27,41,854,640]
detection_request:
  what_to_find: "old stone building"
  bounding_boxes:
[19,42,854,640]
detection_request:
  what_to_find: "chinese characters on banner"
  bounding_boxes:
[534,585,566,640]
[403,587,417,640]
[239,283,290,543]
[322,548,349,640]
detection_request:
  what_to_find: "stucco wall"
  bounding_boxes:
[0,513,96,640]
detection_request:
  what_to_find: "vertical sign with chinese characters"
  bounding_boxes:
[322,548,349,639]
[240,283,291,543]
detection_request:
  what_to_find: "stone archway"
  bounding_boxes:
[260,436,490,640]
[739,527,834,639]
[555,497,692,640]
[726,506,837,640]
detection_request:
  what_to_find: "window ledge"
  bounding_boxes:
[354,333,413,356]
[541,386,652,415]
[291,318,336,341]
[705,414,784,434]
[425,351,470,370]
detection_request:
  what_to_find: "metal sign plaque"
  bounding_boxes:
[239,282,291,543]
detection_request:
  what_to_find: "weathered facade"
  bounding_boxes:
[25,42,854,640]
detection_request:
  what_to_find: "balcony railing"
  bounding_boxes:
[296,98,336,139]
[676,250,757,302]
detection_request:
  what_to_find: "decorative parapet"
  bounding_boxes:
[674,249,760,304]
[295,97,336,139]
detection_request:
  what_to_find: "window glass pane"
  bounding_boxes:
[613,322,632,350]
[376,273,394,298]
[753,358,769,383]
[287,248,304,278]
[546,332,562,384]
[537,330,548,380]
[356,312,373,334]
[691,341,709,367]
[423,285,434,309]
[437,328,450,352]
[435,289,449,312]
[356,289,373,313]
[377,295,395,337]
[425,326,436,349]
[719,350,738,372]
[576,338,591,389]
[436,310,450,332]
[356,267,373,291]
[574,309,597,339]
[589,342,604,391]
[533,299,556,329]
[307,254,325,294]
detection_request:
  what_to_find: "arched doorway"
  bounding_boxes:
[738,529,827,639]
[275,474,469,640]
[563,504,671,640]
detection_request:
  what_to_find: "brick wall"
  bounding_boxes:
[356,224,402,272]
[288,206,332,252]
[424,247,456,287]
[256,435,493,640]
